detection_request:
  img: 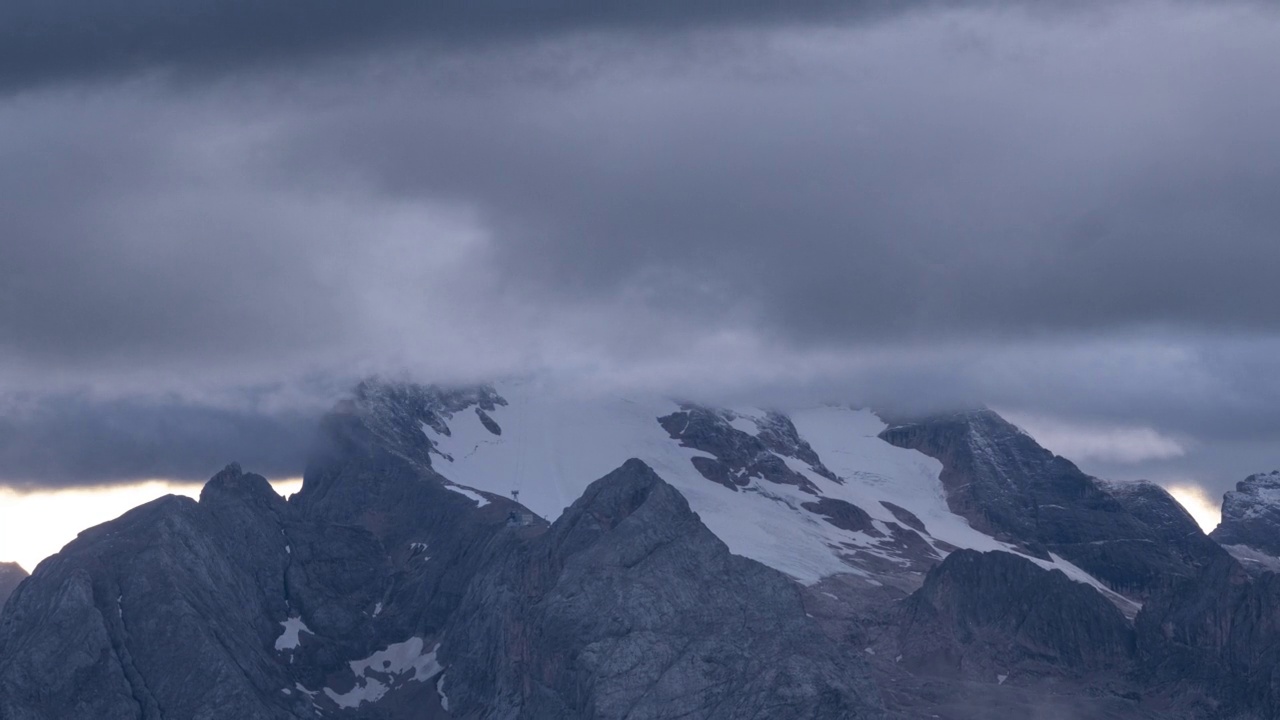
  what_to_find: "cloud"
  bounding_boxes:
[1,1,1279,494]
[1000,412,1187,464]
[0,392,317,488]
[0,0,908,94]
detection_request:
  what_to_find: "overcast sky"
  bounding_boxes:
[1,0,1279,500]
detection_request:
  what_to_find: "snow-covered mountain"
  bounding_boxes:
[381,380,1135,604]
[0,379,1274,719]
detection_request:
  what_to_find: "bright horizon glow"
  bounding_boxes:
[0,477,304,572]
[1165,483,1223,535]
[0,470,1226,572]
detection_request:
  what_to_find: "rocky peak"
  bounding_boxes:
[878,409,1063,543]
[880,410,1220,599]
[1211,471,1280,557]
[1103,480,1197,526]
[539,458,707,575]
[198,462,287,513]
[1103,480,1225,567]
[439,458,887,719]
[558,458,679,532]
[345,379,506,467]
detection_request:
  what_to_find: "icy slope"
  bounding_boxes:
[428,381,857,583]
[412,380,1121,594]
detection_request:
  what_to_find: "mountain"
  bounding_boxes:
[0,382,885,719]
[1210,471,1280,572]
[0,563,24,609]
[879,411,1224,599]
[0,379,1272,719]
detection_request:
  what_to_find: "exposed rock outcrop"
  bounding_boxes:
[1135,550,1280,719]
[1211,471,1280,558]
[896,549,1135,680]
[659,405,824,493]
[880,411,1222,599]
[439,459,884,719]
[0,466,299,720]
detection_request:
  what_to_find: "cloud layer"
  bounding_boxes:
[2,0,1279,495]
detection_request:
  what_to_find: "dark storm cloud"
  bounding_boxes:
[213,2,1280,350]
[0,0,915,93]
[0,393,318,488]
[1,0,1279,494]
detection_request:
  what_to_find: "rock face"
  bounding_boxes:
[0,563,24,610]
[863,549,1155,720]
[0,466,299,720]
[659,405,827,493]
[896,550,1135,680]
[1135,551,1280,719]
[440,459,883,720]
[879,411,1222,598]
[1211,471,1280,557]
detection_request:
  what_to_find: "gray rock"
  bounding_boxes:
[0,468,301,720]
[439,459,885,720]
[1135,550,1280,719]
[658,405,824,493]
[897,549,1135,680]
[880,410,1222,599]
[1210,471,1280,557]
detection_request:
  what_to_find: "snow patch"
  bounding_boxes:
[1044,553,1143,618]
[446,485,490,507]
[727,412,760,435]
[323,637,442,709]
[437,673,450,711]
[1222,543,1280,573]
[275,615,312,651]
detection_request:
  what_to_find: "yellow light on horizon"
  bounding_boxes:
[0,477,304,573]
[1165,483,1222,534]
